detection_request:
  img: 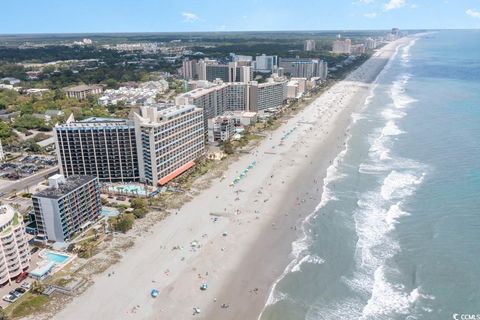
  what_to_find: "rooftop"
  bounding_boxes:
[0,205,15,228]
[56,117,132,129]
[33,175,97,199]
[64,85,102,92]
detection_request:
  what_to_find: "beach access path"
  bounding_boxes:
[51,37,411,320]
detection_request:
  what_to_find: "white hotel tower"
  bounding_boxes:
[0,206,30,285]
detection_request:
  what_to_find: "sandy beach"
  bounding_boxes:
[52,37,411,320]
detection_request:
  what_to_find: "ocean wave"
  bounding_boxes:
[291,254,325,273]
[381,170,425,201]
[401,38,418,65]
[352,112,366,124]
[381,108,406,120]
[360,266,421,319]
[391,74,417,110]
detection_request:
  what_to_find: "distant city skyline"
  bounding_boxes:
[1,0,480,34]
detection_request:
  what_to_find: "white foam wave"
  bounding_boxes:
[381,170,425,201]
[400,38,418,65]
[382,120,404,136]
[361,266,420,319]
[291,254,325,273]
[391,74,417,110]
[265,289,289,306]
[352,112,366,124]
[359,156,426,174]
[381,108,406,120]
[385,203,410,231]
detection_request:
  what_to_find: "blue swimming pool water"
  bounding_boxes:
[45,251,69,264]
[101,207,120,217]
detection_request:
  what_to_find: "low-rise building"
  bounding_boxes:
[351,44,366,55]
[208,116,236,143]
[0,77,21,85]
[64,85,103,100]
[223,111,257,126]
[32,174,101,243]
[287,77,307,99]
[98,81,168,106]
[0,205,30,285]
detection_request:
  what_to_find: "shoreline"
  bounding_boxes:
[50,38,411,320]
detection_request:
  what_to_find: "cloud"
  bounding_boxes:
[359,0,375,3]
[466,9,480,18]
[364,12,378,18]
[384,0,405,11]
[410,4,418,9]
[181,12,199,23]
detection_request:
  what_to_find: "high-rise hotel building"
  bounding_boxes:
[134,105,205,186]
[32,174,101,242]
[248,78,288,112]
[54,115,139,183]
[0,205,30,285]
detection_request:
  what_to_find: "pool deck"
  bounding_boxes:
[37,249,76,276]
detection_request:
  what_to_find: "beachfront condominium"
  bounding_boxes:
[248,78,288,112]
[176,78,287,116]
[0,205,30,285]
[133,105,205,186]
[279,58,328,80]
[332,38,352,54]
[304,39,316,51]
[32,174,101,243]
[54,115,140,183]
[175,81,251,135]
[176,82,231,124]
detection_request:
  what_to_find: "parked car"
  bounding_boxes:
[15,287,26,294]
[30,247,39,254]
[15,271,29,283]
[2,294,17,303]
[21,282,31,290]
[8,290,21,298]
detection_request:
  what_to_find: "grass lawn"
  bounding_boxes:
[5,292,49,319]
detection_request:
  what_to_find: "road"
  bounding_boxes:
[0,166,59,195]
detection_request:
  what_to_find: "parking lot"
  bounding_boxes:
[0,248,42,309]
[0,155,57,181]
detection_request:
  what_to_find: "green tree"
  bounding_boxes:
[221,140,235,155]
[130,197,147,210]
[132,208,147,219]
[115,213,135,233]
[31,281,45,294]
[0,120,12,139]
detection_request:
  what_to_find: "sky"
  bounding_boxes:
[1,0,480,34]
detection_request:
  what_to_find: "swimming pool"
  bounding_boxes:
[101,207,120,217]
[44,251,69,264]
[107,184,147,196]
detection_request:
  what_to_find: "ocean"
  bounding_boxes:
[260,30,480,320]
